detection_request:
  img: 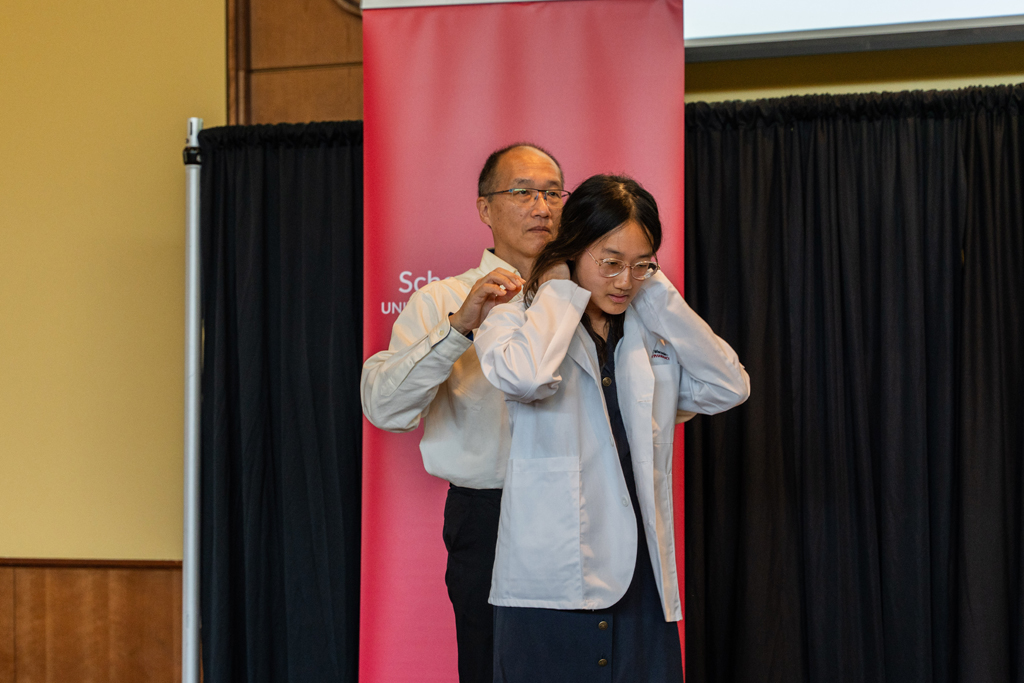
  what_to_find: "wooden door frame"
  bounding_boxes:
[227,0,250,124]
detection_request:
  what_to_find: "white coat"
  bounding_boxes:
[474,272,750,621]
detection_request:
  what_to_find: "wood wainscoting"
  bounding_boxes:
[229,0,364,125]
[0,559,182,683]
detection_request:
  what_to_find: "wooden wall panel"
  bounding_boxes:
[11,565,181,683]
[1,568,12,683]
[250,65,363,123]
[250,0,362,69]
[230,0,363,124]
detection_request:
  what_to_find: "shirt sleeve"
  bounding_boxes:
[631,270,750,418]
[475,279,590,403]
[360,285,474,432]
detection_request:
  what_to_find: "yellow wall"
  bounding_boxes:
[0,1,225,559]
[687,41,1024,102]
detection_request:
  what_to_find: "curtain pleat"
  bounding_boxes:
[684,86,1023,683]
[198,122,363,683]
[957,93,1024,683]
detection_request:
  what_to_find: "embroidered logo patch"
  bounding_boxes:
[651,349,670,362]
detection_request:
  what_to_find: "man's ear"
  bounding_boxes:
[477,196,492,227]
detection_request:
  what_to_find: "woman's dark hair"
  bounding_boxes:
[524,174,662,305]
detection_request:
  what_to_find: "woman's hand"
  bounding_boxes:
[537,261,571,284]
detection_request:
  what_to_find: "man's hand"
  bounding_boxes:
[537,261,570,285]
[450,268,525,335]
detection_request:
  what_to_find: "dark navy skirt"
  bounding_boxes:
[492,538,683,683]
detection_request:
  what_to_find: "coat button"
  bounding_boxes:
[598,620,608,630]
[602,376,612,387]
[598,658,609,667]
[622,496,630,507]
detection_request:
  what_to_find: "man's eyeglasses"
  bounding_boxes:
[585,250,660,280]
[482,188,571,207]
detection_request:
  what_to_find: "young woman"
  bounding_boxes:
[474,174,750,682]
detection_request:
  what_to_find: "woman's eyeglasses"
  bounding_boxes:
[586,250,659,280]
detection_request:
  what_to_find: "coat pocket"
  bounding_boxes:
[499,456,582,598]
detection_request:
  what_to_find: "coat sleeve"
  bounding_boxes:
[360,284,473,432]
[632,270,750,417]
[475,280,591,403]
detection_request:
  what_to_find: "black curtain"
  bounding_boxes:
[199,122,363,683]
[683,86,1023,683]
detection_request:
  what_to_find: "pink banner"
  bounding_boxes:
[362,1,685,680]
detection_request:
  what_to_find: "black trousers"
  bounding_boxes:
[442,484,502,683]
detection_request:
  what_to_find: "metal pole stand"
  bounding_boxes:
[182,116,203,683]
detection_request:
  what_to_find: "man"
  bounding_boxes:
[360,144,567,683]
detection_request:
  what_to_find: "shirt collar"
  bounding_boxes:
[479,249,520,277]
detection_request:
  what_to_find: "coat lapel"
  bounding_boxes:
[617,309,655,463]
[567,325,600,383]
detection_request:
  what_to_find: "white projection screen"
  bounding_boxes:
[684,1,1024,61]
